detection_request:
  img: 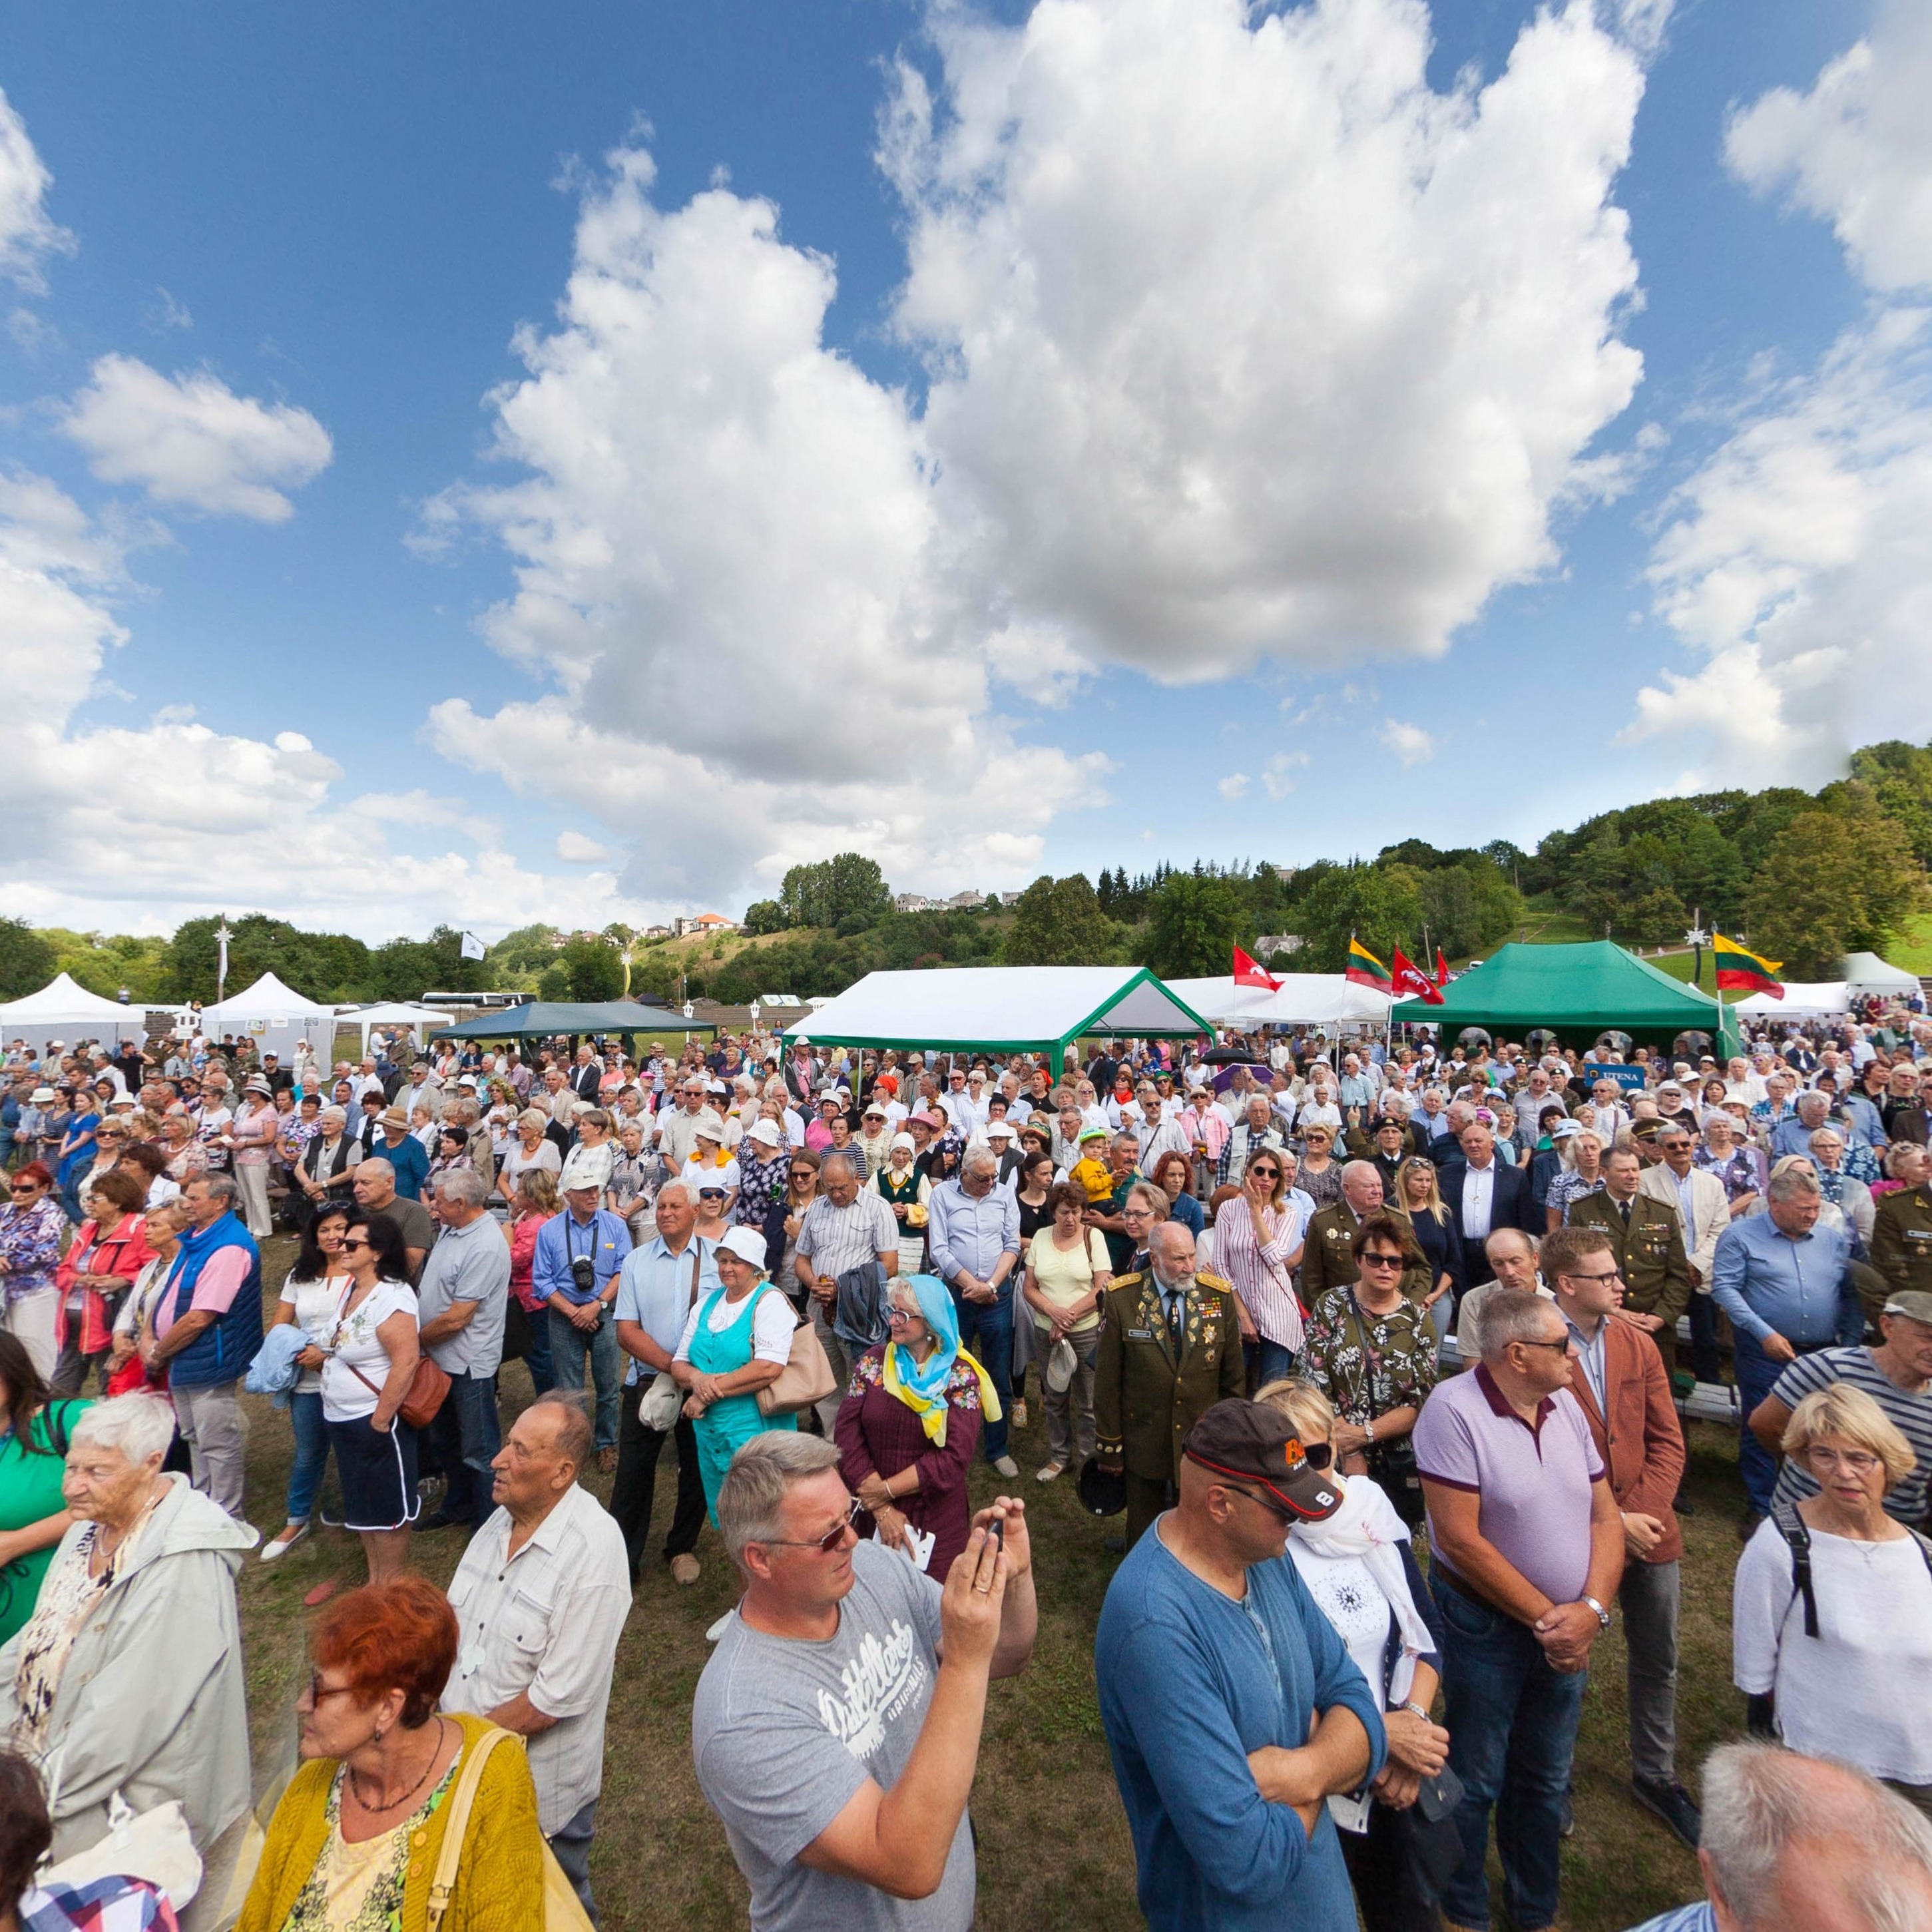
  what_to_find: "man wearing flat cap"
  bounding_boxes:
[1096,1398,1385,1931]
[1094,1221,1246,1549]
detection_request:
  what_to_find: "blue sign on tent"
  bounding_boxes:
[1586,1063,1646,1090]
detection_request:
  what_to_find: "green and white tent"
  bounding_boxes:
[782,967,1210,1077]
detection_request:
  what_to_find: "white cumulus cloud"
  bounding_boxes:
[556,830,612,863]
[0,87,71,292]
[61,354,332,521]
[1379,718,1435,766]
[1636,0,1932,779]
[426,145,1104,900]
[1218,773,1250,801]
[884,0,1648,680]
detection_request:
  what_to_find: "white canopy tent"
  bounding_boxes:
[0,973,150,1054]
[202,973,340,1059]
[1841,952,1921,998]
[1730,981,1850,1018]
[337,1002,449,1057]
[1164,973,1395,1030]
[782,967,1210,1077]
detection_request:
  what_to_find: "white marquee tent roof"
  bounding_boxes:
[0,973,146,1041]
[1164,973,1395,1029]
[1730,981,1849,1017]
[784,967,1210,1072]
[338,1001,449,1051]
[1841,951,1920,995]
[203,973,340,1051]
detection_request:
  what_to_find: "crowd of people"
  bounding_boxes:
[0,1003,1930,1929]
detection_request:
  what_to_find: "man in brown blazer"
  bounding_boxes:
[1566,1146,1693,1377]
[1543,1224,1700,1849]
[1094,1221,1245,1549]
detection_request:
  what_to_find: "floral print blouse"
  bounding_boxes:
[282,1752,461,1932]
[1302,1287,1441,1427]
[0,1198,68,1306]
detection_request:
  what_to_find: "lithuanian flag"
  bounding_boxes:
[1345,937,1393,992]
[1714,933,1784,999]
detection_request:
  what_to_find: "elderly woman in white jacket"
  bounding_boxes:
[0,1393,256,1930]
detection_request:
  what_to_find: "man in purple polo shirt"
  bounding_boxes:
[1414,1288,1624,1932]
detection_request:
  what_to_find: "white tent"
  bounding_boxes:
[1164,973,1394,1029]
[202,973,340,1059]
[0,973,150,1053]
[783,967,1210,1075]
[1841,951,1921,998]
[337,1002,449,1056]
[1730,981,1850,1018]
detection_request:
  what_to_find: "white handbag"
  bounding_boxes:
[636,1246,703,1431]
[38,1792,203,1912]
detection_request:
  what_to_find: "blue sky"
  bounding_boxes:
[1,0,1925,939]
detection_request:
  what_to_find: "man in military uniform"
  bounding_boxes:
[1567,1146,1692,1376]
[1871,1142,1932,1301]
[1094,1221,1245,1549]
[1300,1161,1433,1306]
[1345,1111,1417,1190]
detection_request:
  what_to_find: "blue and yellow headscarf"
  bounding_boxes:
[881,1272,1003,1447]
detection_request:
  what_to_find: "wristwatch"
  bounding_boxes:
[1580,1594,1611,1628]
[1397,1701,1432,1724]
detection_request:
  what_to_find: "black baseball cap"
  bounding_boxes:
[1182,1399,1342,1522]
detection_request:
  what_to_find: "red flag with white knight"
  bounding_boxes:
[1233,945,1281,990]
[1391,947,1443,1005]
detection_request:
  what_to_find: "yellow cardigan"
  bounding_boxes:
[236,1714,545,1932]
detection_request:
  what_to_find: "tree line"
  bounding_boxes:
[4,738,1926,1007]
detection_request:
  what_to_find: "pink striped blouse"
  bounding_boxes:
[1210,1196,1308,1351]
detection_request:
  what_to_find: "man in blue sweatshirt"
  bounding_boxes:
[1096,1399,1385,1931]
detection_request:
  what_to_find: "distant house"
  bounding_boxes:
[895,892,937,913]
[758,993,805,1008]
[944,890,983,910]
[1256,934,1304,959]
[999,891,1023,906]
[670,913,739,938]
[639,924,672,941]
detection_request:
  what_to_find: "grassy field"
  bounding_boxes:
[229,1234,1739,1931]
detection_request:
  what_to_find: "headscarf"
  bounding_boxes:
[881,1272,1003,1446]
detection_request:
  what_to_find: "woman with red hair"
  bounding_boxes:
[238,1575,545,1932]
[0,1164,67,1383]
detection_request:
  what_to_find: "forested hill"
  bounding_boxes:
[8,740,1929,1008]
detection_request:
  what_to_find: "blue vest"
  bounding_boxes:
[162,1212,264,1389]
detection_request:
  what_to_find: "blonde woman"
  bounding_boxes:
[497,1106,561,1208]
[1256,1376,1451,1932]
[1735,1383,1932,1810]
[1394,1156,1462,1341]
[1211,1145,1306,1386]
[1543,1127,1606,1232]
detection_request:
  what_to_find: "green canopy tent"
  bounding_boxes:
[1405,942,1743,1059]
[781,966,1212,1079]
[430,1000,718,1044]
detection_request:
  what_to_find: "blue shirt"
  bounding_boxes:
[1622,1906,1714,1932]
[612,1232,719,1385]
[377,1130,430,1202]
[1710,1213,1854,1348]
[533,1208,633,1306]
[1095,1525,1385,1931]
[927,1179,1021,1296]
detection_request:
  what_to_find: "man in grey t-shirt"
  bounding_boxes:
[415,1169,512,1533]
[692,1433,1036,1931]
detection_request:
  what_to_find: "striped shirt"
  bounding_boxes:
[1766,1344,1932,1523]
[1210,1196,1308,1351]
[795,1190,898,1283]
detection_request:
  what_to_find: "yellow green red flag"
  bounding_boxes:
[1345,937,1393,992]
[1713,934,1783,999]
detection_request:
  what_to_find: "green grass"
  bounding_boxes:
[1515,896,1596,946]
[231,1238,1740,1930]
[1888,913,1932,977]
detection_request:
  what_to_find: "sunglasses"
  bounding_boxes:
[1358,1251,1406,1270]
[340,1236,371,1251]
[304,1672,358,1708]
[763,1495,861,1554]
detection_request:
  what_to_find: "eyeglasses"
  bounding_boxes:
[762,1495,861,1554]
[1561,1269,1622,1286]
[8,1182,38,1194]
[1248,1165,1281,1180]
[1218,1481,1294,1523]
[885,1306,922,1326]
[304,1672,358,1708]
[1518,1335,1578,1357]
[1806,1447,1882,1475]
[340,1236,371,1251]
[1358,1251,1406,1270]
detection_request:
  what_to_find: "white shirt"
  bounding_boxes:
[442,1483,633,1833]
[1459,1160,1496,1242]
[1734,1517,1932,1784]
[674,1284,796,1365]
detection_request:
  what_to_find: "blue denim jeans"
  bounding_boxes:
[1242,1337,1297,1393]
[519,1305,555,1397]
[548,1305,622,1451]
[1734,1334,1787,1516]
[949,1286,1011,1462]
[427,1369,503,1528]
[548,1800,598,1926]
[284,1389,331,1523]
[1431,1570,1588,1932]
